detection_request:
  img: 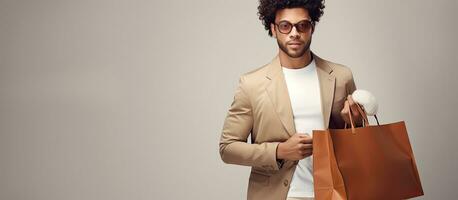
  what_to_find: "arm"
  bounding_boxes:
[219,76,283,171]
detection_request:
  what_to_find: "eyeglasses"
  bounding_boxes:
[274,20,314,34]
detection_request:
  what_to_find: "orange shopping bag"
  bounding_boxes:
[313,104,424,200]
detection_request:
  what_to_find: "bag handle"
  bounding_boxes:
[344,102,380,133]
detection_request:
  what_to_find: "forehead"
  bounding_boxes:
[275,7,310,23]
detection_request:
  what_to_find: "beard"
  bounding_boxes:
[277,37,312,58]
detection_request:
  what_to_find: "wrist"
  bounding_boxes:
[276,142,285,160]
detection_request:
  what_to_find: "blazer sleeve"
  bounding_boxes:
[219,76,282,171]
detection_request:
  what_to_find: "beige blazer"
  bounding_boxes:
[219,52,360,200]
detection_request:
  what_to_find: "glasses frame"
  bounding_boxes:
[274,19,314,34]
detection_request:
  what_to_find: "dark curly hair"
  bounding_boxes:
[258,0,325,37]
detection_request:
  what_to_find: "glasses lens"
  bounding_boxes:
[278,22,292,33]
[296,21,312,33]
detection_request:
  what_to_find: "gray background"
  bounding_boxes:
[0,0,456,199]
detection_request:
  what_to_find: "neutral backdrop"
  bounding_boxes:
[1,0,456,199]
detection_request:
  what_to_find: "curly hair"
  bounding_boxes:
[257,0,325,37]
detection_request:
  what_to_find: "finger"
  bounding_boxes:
[302,151,312,157]
[296,133,310,137]
[301,148,312,154]
[342,99,350,113]
[341,100,350,123]
[347,95,354,104]
[300,143,313,150]
[298,134,311,139]
[347,95,360,118]
[300,137,313,144]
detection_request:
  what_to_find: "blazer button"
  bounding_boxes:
[283,179,289,187]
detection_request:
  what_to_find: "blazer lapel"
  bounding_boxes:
[313,53,335,129]
[265,52,335,137]
[265,56,296,137]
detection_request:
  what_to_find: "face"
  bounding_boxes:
[270,8,314,58]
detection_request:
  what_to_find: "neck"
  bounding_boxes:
[279,49,312,69]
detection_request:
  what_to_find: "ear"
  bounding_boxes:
[270,23,277,38]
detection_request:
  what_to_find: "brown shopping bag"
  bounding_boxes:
[313,128,348,200]
[313,104,424,200]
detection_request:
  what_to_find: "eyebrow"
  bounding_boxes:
[278,19,312,23]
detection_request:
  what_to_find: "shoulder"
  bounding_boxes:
[236,62,271,90]
[242,62,270,80]
[319,56,355,81]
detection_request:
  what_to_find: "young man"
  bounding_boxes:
[219,1,363,199]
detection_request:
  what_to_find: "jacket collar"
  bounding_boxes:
[264,51,336,136]
[266,51,333,80]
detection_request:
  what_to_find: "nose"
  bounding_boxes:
[289,26,300,39]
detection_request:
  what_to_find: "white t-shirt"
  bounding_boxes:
[282,58,325,198]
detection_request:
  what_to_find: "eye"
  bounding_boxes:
[297,21,312,31]
[297,23,307,29]
[279,22,291,30]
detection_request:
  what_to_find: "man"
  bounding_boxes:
[219,0,363,199]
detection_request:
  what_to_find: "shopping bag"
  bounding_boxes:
[313,128,348,200]
[313,104,424,200]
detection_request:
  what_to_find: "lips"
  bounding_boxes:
[287,41,303,46]
[288,42,302,48]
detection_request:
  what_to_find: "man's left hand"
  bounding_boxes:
[340,95,363,125]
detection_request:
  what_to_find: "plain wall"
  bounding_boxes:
[0,0,456,199]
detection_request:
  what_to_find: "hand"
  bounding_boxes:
[277,133,313,161]
[340,95,363,125]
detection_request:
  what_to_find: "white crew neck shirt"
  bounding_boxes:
[282,59,325,198]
